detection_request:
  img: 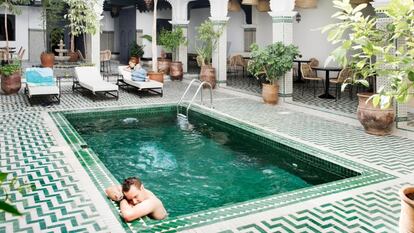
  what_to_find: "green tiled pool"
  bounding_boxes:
[51,104,395,232]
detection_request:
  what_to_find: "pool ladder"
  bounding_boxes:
[177,79,213,120]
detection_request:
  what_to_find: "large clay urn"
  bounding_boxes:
[200,65,216,89]
[262,83,279,105]
[399,186,414,233]
[148,71,164,83]
[357,93,395,136]
[1,71,21,95]
[170,61,183,81]
[40,52,55,68]
[157,58,171,75]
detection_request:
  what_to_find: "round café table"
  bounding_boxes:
[313,66,342,99]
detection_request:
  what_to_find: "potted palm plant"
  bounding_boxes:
[129,40,144,63]
[196,20,223,88]
[248,42,299,104]
[159,28,187,80]
[64,0,101,62]
[323,0,414,136]
[144,0,164,83]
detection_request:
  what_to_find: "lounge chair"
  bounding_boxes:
[74,66,119,100]
[117,66,163,97]
[24,67,60,105]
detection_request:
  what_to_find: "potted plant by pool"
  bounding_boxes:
[195,20,224,88]
[323,0,414,136]
[40,0,64,67]
[248,42,299,105]
[1,61,22,95]
[129,40,144,64]
[158,28,187,80]
[143,0,164,83]
[64,0,101,62]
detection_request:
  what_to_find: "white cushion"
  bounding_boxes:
[27,85,59,97]
[75,66,118,93]
[118,66,163,90]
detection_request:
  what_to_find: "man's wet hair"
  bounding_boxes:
[122,177,142,192]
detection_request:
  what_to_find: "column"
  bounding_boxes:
[168,0,192,73]
[89,0,104,70]
[269,0,296,100]
[209,0,229,87]
[373,0,408,127]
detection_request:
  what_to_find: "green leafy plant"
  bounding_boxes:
[0,61,21,76]
[141,34,152,43]
[247,42,299,85]
[0,172,33,216]
[41,0,65,52]
[158,28,187,61]
[64,0,102,54]
[195,20,224,67]
[0,0,31,61]
[50,28,64,49]
[129,41,145,58]
[322,0,414,109]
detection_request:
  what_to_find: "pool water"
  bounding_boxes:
[68,111,355,217]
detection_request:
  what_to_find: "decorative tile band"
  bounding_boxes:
[272,16,293,23]
[50,104,395,233]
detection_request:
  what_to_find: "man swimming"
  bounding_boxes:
[105,177,167,222]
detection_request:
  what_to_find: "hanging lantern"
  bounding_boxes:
[228,0,241,12]
[242,0,258,5]
[144,0,153,8]
[256,0,270,12]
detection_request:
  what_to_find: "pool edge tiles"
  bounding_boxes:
[50,104,396,233]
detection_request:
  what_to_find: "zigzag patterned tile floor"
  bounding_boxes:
[1,77,413,232]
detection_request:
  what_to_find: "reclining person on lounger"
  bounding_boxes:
[105,177,167,222]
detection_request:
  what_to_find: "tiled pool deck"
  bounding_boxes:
[1,78,413,232]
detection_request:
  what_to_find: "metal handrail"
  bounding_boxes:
[186,81,213,118]
[176,79,213,119]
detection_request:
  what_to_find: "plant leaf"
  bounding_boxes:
[0,201,22,216]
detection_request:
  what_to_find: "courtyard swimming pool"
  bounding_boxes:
[64,106,358,217]
[52,105,392,232]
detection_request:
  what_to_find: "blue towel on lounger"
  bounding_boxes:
[131,67,147,82]
[25,68,55,86]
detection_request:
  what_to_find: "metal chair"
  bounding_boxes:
[301,63,324,97]
[330,67,353,101]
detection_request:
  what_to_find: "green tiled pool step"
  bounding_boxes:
[51,104,395,233]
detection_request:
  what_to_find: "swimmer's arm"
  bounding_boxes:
[120,199,154,222]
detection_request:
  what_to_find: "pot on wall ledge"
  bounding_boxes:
[40,52,55,68]
[357,93,395,136]
[399,186,414,233]
[157,58,171,75]
[1,71,21,95]
[262,83,279,105]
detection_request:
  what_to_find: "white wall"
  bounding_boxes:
[101,11,115,31]
[253,8,272,48]
[187,8,245,55]
[0,6,41,60]
[136,9,172,58]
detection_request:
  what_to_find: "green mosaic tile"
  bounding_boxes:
[51,104,395,232]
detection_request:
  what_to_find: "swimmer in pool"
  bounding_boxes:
[105,177,167,221]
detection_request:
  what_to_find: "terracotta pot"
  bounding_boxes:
[200,65,216,89]
[68,51,79,62]
[40,52,55,68]
[262,83,279,105]
[399,186,414,233]
[295,0,317,8]
[256,0,270,12]
[157,58,171,75]
[170,61,183,81]
[148,71,164,83]
[357,93,395,136]
[1,71,21,95]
